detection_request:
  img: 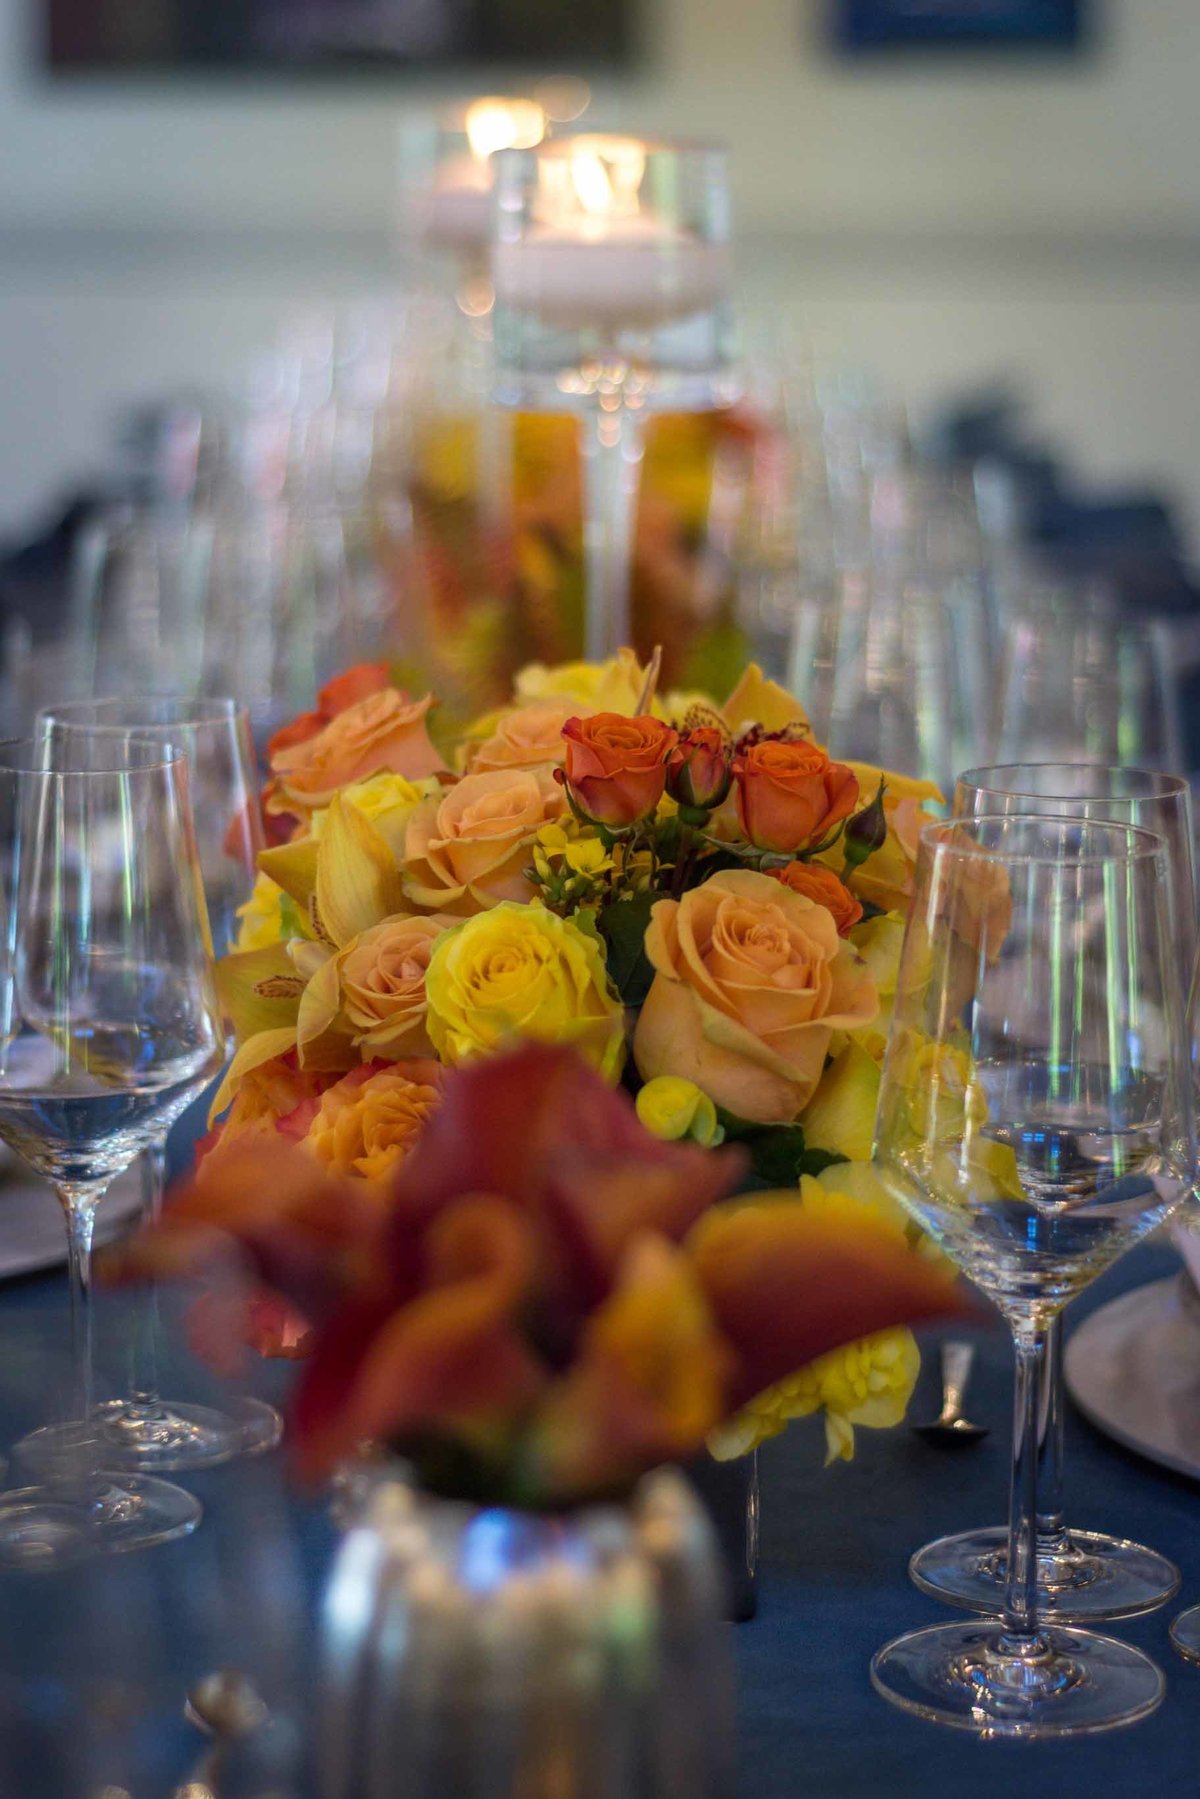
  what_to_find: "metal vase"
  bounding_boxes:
[317,1466,734,1799]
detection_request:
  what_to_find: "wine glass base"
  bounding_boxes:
[872,1620,1165,1738]
[1170,1605,1200,1665]
[0,1474,201,1570]
[16,1399,283,1477]
[910,1525,1180,1622]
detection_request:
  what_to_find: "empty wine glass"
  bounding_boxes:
[0,734,224,1564]
[994,583,1186,772]
[872,815,1195,1736]
[904,765,1197,1622]
[34,699,281,1472]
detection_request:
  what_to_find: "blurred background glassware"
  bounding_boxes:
[32,698,281,1474]
[904,764,1198,1622]
[871,815,1195,1736]
[491,135,735,662]
[0,733,224,1564]
[993,579,1187,771]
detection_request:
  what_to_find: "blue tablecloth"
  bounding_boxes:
[0,1232,1197,1795]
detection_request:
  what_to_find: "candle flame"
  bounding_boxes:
[564,137,646,220]
[465,97,546,164]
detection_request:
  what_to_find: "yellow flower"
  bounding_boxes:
[513,649,651,717]
[336,771,437,857]
[710,1328,920,1465]
[235,874,290,953]
[799,1041,880,1162]
[636,1077,724,1147]
[843,911,908,1063]
[425,903,625,1080]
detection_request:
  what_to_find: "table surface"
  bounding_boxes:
[0,1229,1197,1797]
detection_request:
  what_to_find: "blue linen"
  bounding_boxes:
[0,1239,1196,1794]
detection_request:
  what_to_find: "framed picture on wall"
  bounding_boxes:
[833,1,1086,52]
[45,0,635,73]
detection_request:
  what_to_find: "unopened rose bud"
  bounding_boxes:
[667,727,733,819]
[842,780,888,870]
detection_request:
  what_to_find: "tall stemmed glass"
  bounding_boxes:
[872,816,1194,1736]
[491,136,733,660]
[32,697,280,1471]
[0,735,224,1564]
[904,765,1197,1621]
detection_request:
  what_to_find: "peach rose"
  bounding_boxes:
[299,1060,443,1182]
[196,1053,335,1180]
[734,740,858,854]
[467,698,576,775]
[402,765,567,913]
[338,914,455,1059]
[633,868,879,1124]
[560,714,679,829]
[772,861,864,936]
[270,689,447,814]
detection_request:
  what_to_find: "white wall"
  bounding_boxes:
[1,0,1199,234]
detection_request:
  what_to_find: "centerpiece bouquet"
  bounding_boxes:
[123,647,965,1502]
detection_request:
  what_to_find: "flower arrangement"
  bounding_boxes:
[122,1042,961,1503]
[147,647,964,1489]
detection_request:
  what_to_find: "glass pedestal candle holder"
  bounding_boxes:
[491,136,735,661]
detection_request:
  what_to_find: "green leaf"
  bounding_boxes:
[715,1108,846,1189]
[598,891,660,1006]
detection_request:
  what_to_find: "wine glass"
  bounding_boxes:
[0,734,224,1564]
[491,136,734,662]
[33,698,281,1472]
[871,815,1195,1736]
[993,582,1186,772]
[904,765,1197,1621]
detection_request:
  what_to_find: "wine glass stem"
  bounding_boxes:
[1002,1320,1050,1649]
[55,1183,105,1426]
[1035,1313,1069,1556]
[579,389,645,662]
[127,1141,167,1413]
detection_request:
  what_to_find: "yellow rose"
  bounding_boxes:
[402,766,567,914]
[337,913,456,1059]
[513,649,650,716]
[314,771,437,859]
[466,698,575,775]
[636,1076,724,1147]
[633,868,879,1125]
[301,1061,442,1182]
[425,903,625,1079]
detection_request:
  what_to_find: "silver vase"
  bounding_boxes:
[317,1466,734,1799]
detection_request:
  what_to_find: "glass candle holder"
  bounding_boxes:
[399,97,548,271]
[491,136,734,660]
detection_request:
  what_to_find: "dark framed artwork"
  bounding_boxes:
[834,1,1087,52]
[44,0,636,74]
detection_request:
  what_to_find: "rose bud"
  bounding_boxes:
[733,739,859,855]
[558,713,679,830]
[842,780,889,870]
[667,726,733,819]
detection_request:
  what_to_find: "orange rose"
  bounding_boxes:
[734,740,858,854]
[560,713,679,829]
[299,1060,443,1182]
[196,1053,335,1179]
[317,662,391,717]
[270,690,446,815]
[467,698,576,775]
[773,861,864,936]
[633,868,879,1124]
[402,766,567,913]
[338,913,454,1058]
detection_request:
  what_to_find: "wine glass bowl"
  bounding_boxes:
[871,814,1195,1737]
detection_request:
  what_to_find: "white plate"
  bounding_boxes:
[0,1165,143,1282]
[1064,1273,1200,1484]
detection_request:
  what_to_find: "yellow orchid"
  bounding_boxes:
[800,1041,881,1162]
[512,648,652,717]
